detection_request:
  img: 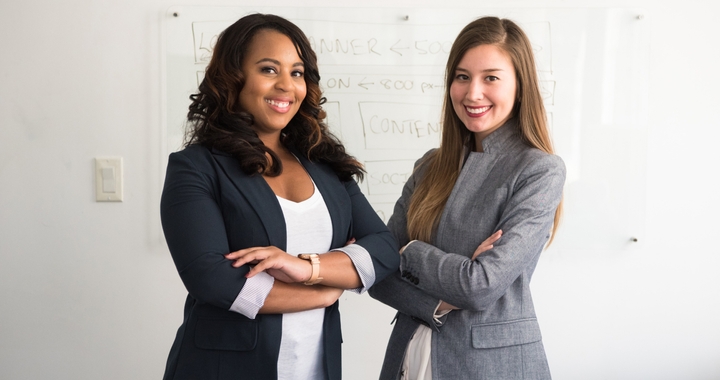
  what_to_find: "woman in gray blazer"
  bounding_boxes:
[369,17,565,380]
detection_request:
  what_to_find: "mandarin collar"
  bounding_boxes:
[475,118,520,155]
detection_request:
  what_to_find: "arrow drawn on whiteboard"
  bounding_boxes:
[390,40,410,56]
[358,77,374,90]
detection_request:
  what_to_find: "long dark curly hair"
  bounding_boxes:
[184,13,364,182]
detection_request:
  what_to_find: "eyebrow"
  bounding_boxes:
[254,58,304,67]
[456,67,505,73]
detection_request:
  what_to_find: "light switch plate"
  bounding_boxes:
[95,157,123,202]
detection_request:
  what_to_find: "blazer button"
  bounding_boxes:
[413,277,419,285]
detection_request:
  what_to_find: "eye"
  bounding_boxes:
[291,69,304,78]
[260,66,277,74]
[454,73,469,81]
[486,75,500,82]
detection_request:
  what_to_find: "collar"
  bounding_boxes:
[477,118,520,154]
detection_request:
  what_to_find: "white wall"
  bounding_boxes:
[1,0,718,379]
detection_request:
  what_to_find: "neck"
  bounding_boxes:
[258,132,283,153]
[473,134,485,152]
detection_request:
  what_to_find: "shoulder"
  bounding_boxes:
[414,148,437,168]
[507,147,566,191]
[169,144,210,165]
[409,148,438,178]
[170,144,213,161]
[519,147,565,175]
[497,134,563,172]
[164,145,226,188]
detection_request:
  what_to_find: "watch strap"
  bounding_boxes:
[297,253,323,285]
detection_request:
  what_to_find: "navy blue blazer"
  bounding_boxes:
[160,144,399,380]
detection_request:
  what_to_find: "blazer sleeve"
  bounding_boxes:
[368,152,445,328]
[342,178,400,284]
[160,151,248,310]
[399,153,566,312]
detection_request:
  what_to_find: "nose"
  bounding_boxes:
[275,71,294,92]
[465,80,484,101]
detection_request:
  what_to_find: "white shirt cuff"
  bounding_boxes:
[332,243,375,294]
[433,300,452,326]
[229,271,275,319]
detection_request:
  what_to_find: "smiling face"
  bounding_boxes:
[450,44,517,149]
[239,29,307,143]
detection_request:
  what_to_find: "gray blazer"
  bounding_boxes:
[369,120,565,380]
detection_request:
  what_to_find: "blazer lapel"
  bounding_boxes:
[211,150,287,250]
[295,154,346,249]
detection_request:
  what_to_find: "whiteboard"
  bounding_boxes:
[164,7,649,252]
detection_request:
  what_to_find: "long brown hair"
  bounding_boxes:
[184,13,363,181]
[406,16,562,244]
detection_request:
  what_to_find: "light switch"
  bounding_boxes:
[95,157,123,202]
[101,167,115,192]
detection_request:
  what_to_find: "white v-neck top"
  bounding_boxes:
[275,185,333,380]
[228,178,377,379]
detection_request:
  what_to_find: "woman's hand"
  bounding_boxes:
[399,240,416,255]
[225,246,312,283]
[471,230,502,260]
[438,300,459,311]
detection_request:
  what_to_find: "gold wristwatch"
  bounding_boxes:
[297,253,323,285]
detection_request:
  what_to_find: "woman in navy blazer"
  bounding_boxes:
[160,14,399,380]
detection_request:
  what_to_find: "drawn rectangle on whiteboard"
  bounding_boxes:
[359,102,441,150]
[298,20,454,67]
[365,160,415,195]
[320,73,444,96]
[323,101,341,138]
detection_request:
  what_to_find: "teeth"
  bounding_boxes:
[466,106,490,114]
[266,99,290,108]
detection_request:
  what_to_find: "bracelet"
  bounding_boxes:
[297,253,323,285]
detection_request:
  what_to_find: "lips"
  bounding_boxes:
[465,105,491,117]
[265,98,292,113]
